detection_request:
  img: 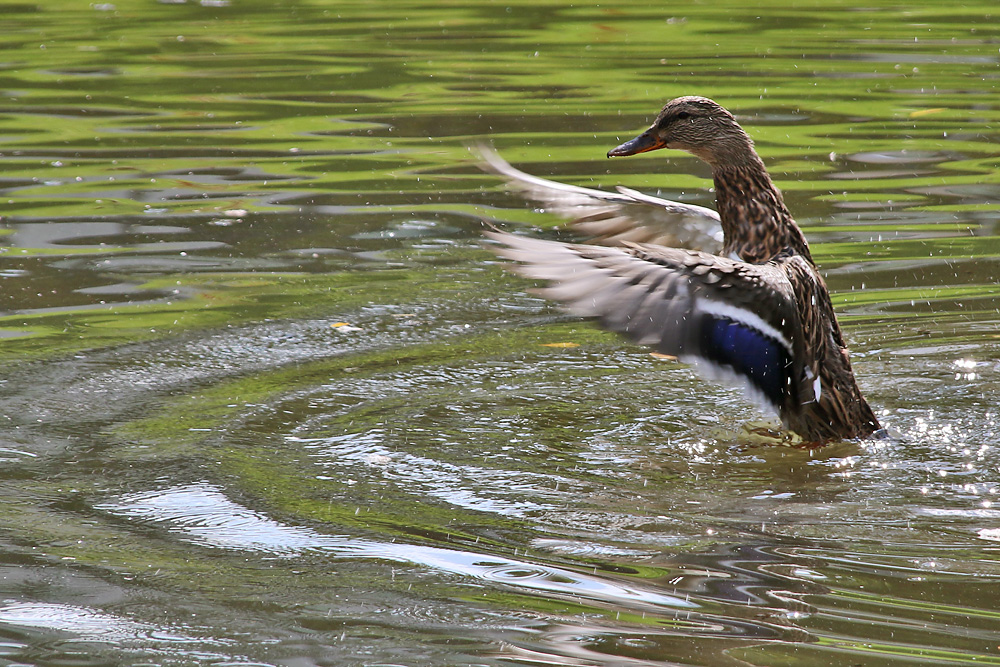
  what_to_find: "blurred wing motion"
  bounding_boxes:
[486,230,814,417]
[476,144,722,252]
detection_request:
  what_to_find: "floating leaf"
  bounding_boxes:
[540,342,579,348]
[909,108,945,118]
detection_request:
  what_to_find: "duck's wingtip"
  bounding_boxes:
[468,141,520,176]
[481,226,504,242]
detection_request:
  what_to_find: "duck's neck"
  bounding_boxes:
[711,153,812,265]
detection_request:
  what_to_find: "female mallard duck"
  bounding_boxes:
[486,96,881,444]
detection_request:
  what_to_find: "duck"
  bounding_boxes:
[484,96,882,444]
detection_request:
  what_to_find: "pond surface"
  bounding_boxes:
[2,0,1000,665]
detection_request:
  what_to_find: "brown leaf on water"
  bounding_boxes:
[650,352,678,361]
[540,342,579,348]
[909,108,945,118]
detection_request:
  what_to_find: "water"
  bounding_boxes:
[2,0,1000,664]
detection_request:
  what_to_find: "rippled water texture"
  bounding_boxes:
[2,1,1000,665]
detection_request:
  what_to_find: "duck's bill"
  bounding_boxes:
[607,129,667,157]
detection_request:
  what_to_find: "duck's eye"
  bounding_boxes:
[676,111,691,120]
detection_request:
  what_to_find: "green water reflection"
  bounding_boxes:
[1,0,1000,665]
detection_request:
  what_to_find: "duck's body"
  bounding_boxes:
[486,96,881,444]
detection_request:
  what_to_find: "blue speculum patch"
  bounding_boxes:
[701,317,790,406]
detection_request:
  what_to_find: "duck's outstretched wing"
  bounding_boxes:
[476,145,722,252]
[486,230,809,417]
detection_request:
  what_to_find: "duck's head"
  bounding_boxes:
[607,96,753,168]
